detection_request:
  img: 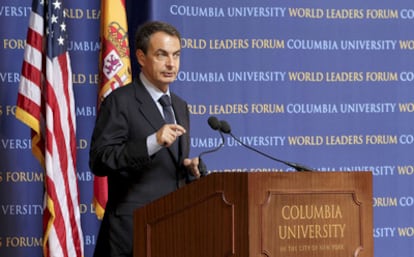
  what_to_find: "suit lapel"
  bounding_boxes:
[133,79,183,163]
[133,80,164,131]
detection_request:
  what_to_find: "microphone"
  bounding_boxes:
[197,116,226,176]
[208,115,221,131]
[219,119,313,172]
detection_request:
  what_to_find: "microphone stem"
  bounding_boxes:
[198,131,226,176]
[199,132,225,158]
[229,132,311,171]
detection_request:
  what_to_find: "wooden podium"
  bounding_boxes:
[134,172,373,257]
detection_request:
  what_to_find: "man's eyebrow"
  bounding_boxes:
[155,48,168,53]
[154,48,181,54]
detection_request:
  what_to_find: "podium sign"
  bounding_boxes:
[134,172,373,257]
[264,192,363,256]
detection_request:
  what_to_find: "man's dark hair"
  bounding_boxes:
[135,21,181,54]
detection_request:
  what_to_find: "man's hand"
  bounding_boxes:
[156,124,186,147]
[183,157,201,179]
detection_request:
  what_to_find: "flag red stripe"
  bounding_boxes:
[27,27,43,53]
[21,61,42,90]
[58,54,77,174]
[16,94,41,121]
[44,174,69,257]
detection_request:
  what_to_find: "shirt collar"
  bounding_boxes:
[140,72,170,102]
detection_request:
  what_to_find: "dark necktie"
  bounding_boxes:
[159,94,179,160]
[159,94,175,124]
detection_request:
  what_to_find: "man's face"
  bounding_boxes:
[136,31,181,92]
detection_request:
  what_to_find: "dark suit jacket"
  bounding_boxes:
[89,78,190,257]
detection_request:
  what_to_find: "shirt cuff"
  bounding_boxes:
[147,133,163,156]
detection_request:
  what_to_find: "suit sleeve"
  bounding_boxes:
[89,93,152,176]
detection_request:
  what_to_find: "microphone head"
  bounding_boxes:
[219,120,231,134]
[207,116,221,130]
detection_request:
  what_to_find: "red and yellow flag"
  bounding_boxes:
[94,0,132,220]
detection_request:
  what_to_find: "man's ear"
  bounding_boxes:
[136,49,145,67]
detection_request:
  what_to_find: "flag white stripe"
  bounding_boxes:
[29,11,44,36]
[48,227,65,257]
[24,44,43,72]
[18,77,42,106]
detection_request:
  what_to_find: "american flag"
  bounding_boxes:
[15,0,84,257]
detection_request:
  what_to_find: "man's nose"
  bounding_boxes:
[166,55,174,66]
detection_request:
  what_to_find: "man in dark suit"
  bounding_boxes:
[89,21,201,257]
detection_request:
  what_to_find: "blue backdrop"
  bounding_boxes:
[1,0,413,256]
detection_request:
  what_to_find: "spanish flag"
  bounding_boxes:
[94,0,132,220]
